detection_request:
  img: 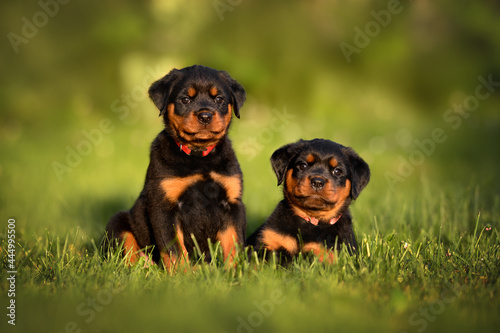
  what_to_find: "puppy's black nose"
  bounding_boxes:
[197,111,213,125]
[310,177,326,190]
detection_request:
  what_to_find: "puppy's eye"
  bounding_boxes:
[297,162,308,171]
[333,168,343,176]
[215,96,224,104]
[180,97,190,104]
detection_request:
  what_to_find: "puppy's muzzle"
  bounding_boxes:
[310,176,326,190]
[196,110,215,125]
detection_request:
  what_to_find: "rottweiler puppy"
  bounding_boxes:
[247,139,370,263]
[106,65,246,269]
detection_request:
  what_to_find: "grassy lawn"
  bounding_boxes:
[1,105,499,333]
[2,189,499,333]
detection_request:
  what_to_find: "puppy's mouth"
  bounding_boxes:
[293,182,337,208]
[166,103,235,149]
[178,129,226,148]
[168,109,231,149]
[286,175,352,222]
[182,129,224,140]
[288,192,349,223]
[293,194,336,210]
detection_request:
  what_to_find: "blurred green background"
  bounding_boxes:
[1,0,499,244]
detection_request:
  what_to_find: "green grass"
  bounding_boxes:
[1,180,499,332]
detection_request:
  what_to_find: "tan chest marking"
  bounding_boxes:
[160,175,204,202]
[209,172,242,204]
[161,173,241,204]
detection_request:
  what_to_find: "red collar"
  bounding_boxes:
[175,141,216,157]
[297,213,342,226]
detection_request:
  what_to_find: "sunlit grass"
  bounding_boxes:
[1,175,499,332]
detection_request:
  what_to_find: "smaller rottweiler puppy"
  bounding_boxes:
[105,65,246,269]
[247,139,370,263]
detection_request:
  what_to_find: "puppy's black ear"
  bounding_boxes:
[218,71,246,118]
[271,140,305,186]
[343,147,370,199]
[148,69,182,116]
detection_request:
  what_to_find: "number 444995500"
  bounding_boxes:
[7,219,16,269]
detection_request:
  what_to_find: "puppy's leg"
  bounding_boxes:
[105,211,148,265]
[160,223,190,272]
[217,225,239,266]
[148,210,189,272]
[217,203,246,266]
[302,242,336,264]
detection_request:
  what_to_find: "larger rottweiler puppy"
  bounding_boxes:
[247,139,370,263]
[106,65,246,269]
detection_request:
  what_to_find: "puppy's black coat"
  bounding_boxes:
[247,139,370,263]
[106,65,246,268]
